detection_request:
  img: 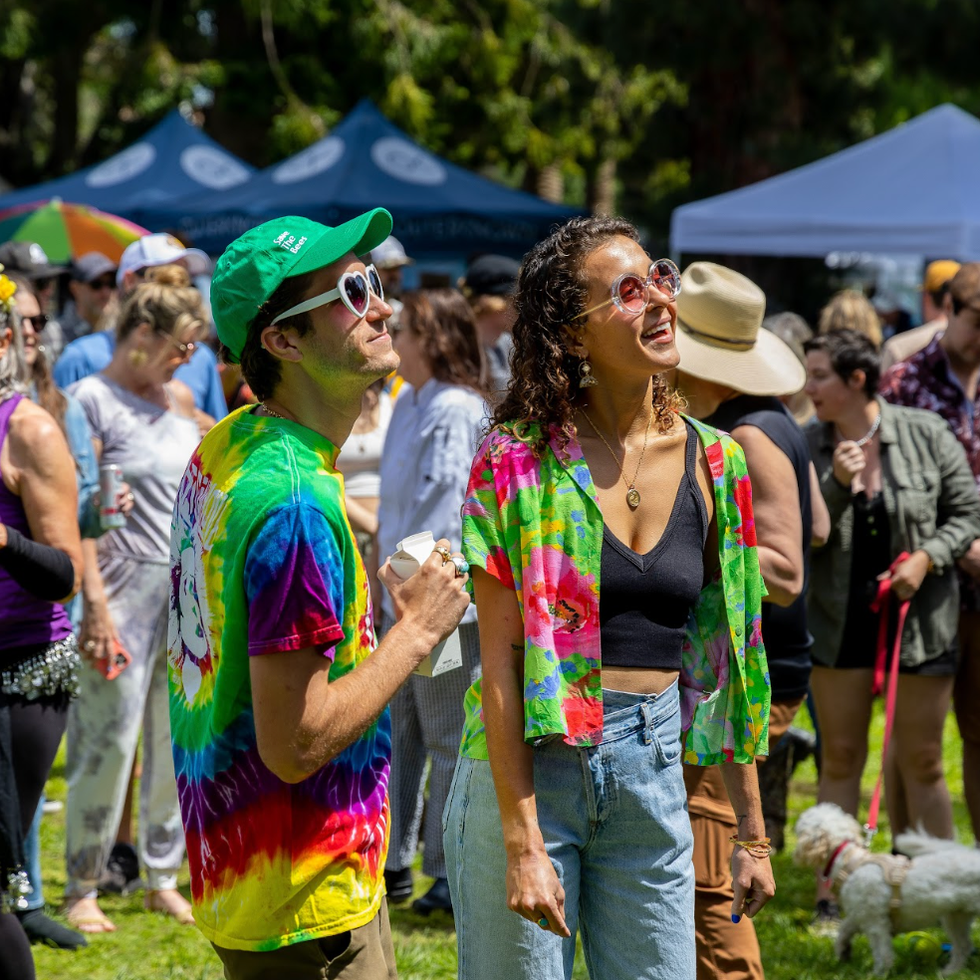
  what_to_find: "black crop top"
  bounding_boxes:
[599,422,709,669]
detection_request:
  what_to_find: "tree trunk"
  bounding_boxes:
[44,41,86,175]
[536,163,564,203]
[588,157,617,216]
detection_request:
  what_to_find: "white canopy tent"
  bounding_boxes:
[669,104,980,261]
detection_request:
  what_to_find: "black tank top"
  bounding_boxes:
[706,395,813,700]
[600,422,709,669]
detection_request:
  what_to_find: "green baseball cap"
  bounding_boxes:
[211,208,393,361]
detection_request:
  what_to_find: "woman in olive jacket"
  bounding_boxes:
[803,329,980,917]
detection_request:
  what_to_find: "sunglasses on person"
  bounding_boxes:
[87,276,116,291]
[157,331,197,357]
[20,313,50,331]
[272,264,385,324]
[574,259,682,320]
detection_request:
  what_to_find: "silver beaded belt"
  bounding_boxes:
[1,634,80,700]
[1,870,32,913]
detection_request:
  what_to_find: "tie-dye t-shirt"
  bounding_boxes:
[167,406,388,952]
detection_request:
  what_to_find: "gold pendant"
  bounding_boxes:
[626,486,641,508]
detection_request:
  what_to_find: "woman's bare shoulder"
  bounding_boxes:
[167,379,197,417]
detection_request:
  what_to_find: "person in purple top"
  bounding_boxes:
[0,271,83,980]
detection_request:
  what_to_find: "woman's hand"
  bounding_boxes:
[505,846,570,937]
[880,549,931,601]
[79,593,119,669]
[730,847,776,921]
[957,538,980,581]
[832,440,866,486]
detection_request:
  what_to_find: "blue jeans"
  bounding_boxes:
[443,684,695,980]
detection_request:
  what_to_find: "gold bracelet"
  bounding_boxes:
[729,834,772,858]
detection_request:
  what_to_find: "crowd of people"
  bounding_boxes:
[0,208,977,980]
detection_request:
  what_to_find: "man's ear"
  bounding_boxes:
[260,324,304,363]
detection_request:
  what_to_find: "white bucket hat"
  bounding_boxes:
[674,262,806,397]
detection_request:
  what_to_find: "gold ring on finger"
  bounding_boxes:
[433,546,452,564]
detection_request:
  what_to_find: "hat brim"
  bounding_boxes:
[674,322,806,397]
[292,209,393,279]
[179,248,212,278]
[26,264,69,279]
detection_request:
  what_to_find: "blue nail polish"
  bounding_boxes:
[731,914,741,924]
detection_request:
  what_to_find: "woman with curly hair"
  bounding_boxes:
[442,216,774,980]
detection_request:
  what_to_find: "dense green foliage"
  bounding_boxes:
[2,0,980,237]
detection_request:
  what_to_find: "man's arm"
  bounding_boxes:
[250,541,469,783]
[731,425,804,606]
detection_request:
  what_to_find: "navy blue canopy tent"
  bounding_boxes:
[150,100,580,259]
[0,111,254,230]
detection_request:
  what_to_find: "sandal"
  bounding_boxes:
[64,898,116,934]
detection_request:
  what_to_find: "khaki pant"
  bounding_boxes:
[212,901,397,980]
[685,698,803,980]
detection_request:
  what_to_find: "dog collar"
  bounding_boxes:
[822,840,853,880]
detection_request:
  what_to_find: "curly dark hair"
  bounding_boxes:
[804,328,881,397]
[493,215,682,457]
[400,289,486,396]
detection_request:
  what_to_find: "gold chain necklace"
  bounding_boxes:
[580,406,653,509]
[261,403,288,420]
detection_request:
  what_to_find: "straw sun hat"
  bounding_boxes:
[674,262,806,397]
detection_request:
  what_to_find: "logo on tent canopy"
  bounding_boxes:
[85,143,157,187]
[272,138,345,185]
[180,147,251,190]
[371,138,446,186]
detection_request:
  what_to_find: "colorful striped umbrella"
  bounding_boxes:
[0,198,149,264]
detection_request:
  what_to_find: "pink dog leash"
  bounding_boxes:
[864,551,912,845]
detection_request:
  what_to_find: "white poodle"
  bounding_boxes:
[793,802,980,975]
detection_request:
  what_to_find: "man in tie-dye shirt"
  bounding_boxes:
[168,212,470,978]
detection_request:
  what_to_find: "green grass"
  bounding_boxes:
[31,702,976,979]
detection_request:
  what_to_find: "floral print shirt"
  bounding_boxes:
[459,415,770,766]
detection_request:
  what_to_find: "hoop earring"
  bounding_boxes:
[578,359,598,388]
[128,347,148,367]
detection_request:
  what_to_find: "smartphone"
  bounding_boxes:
[98,640,132,681]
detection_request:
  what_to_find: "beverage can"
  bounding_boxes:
[99,464,126,530]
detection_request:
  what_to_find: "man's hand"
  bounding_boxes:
[378,537,470,654]
[252,538,471,782]
[832,440,865,487]
[957,537,980,580]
